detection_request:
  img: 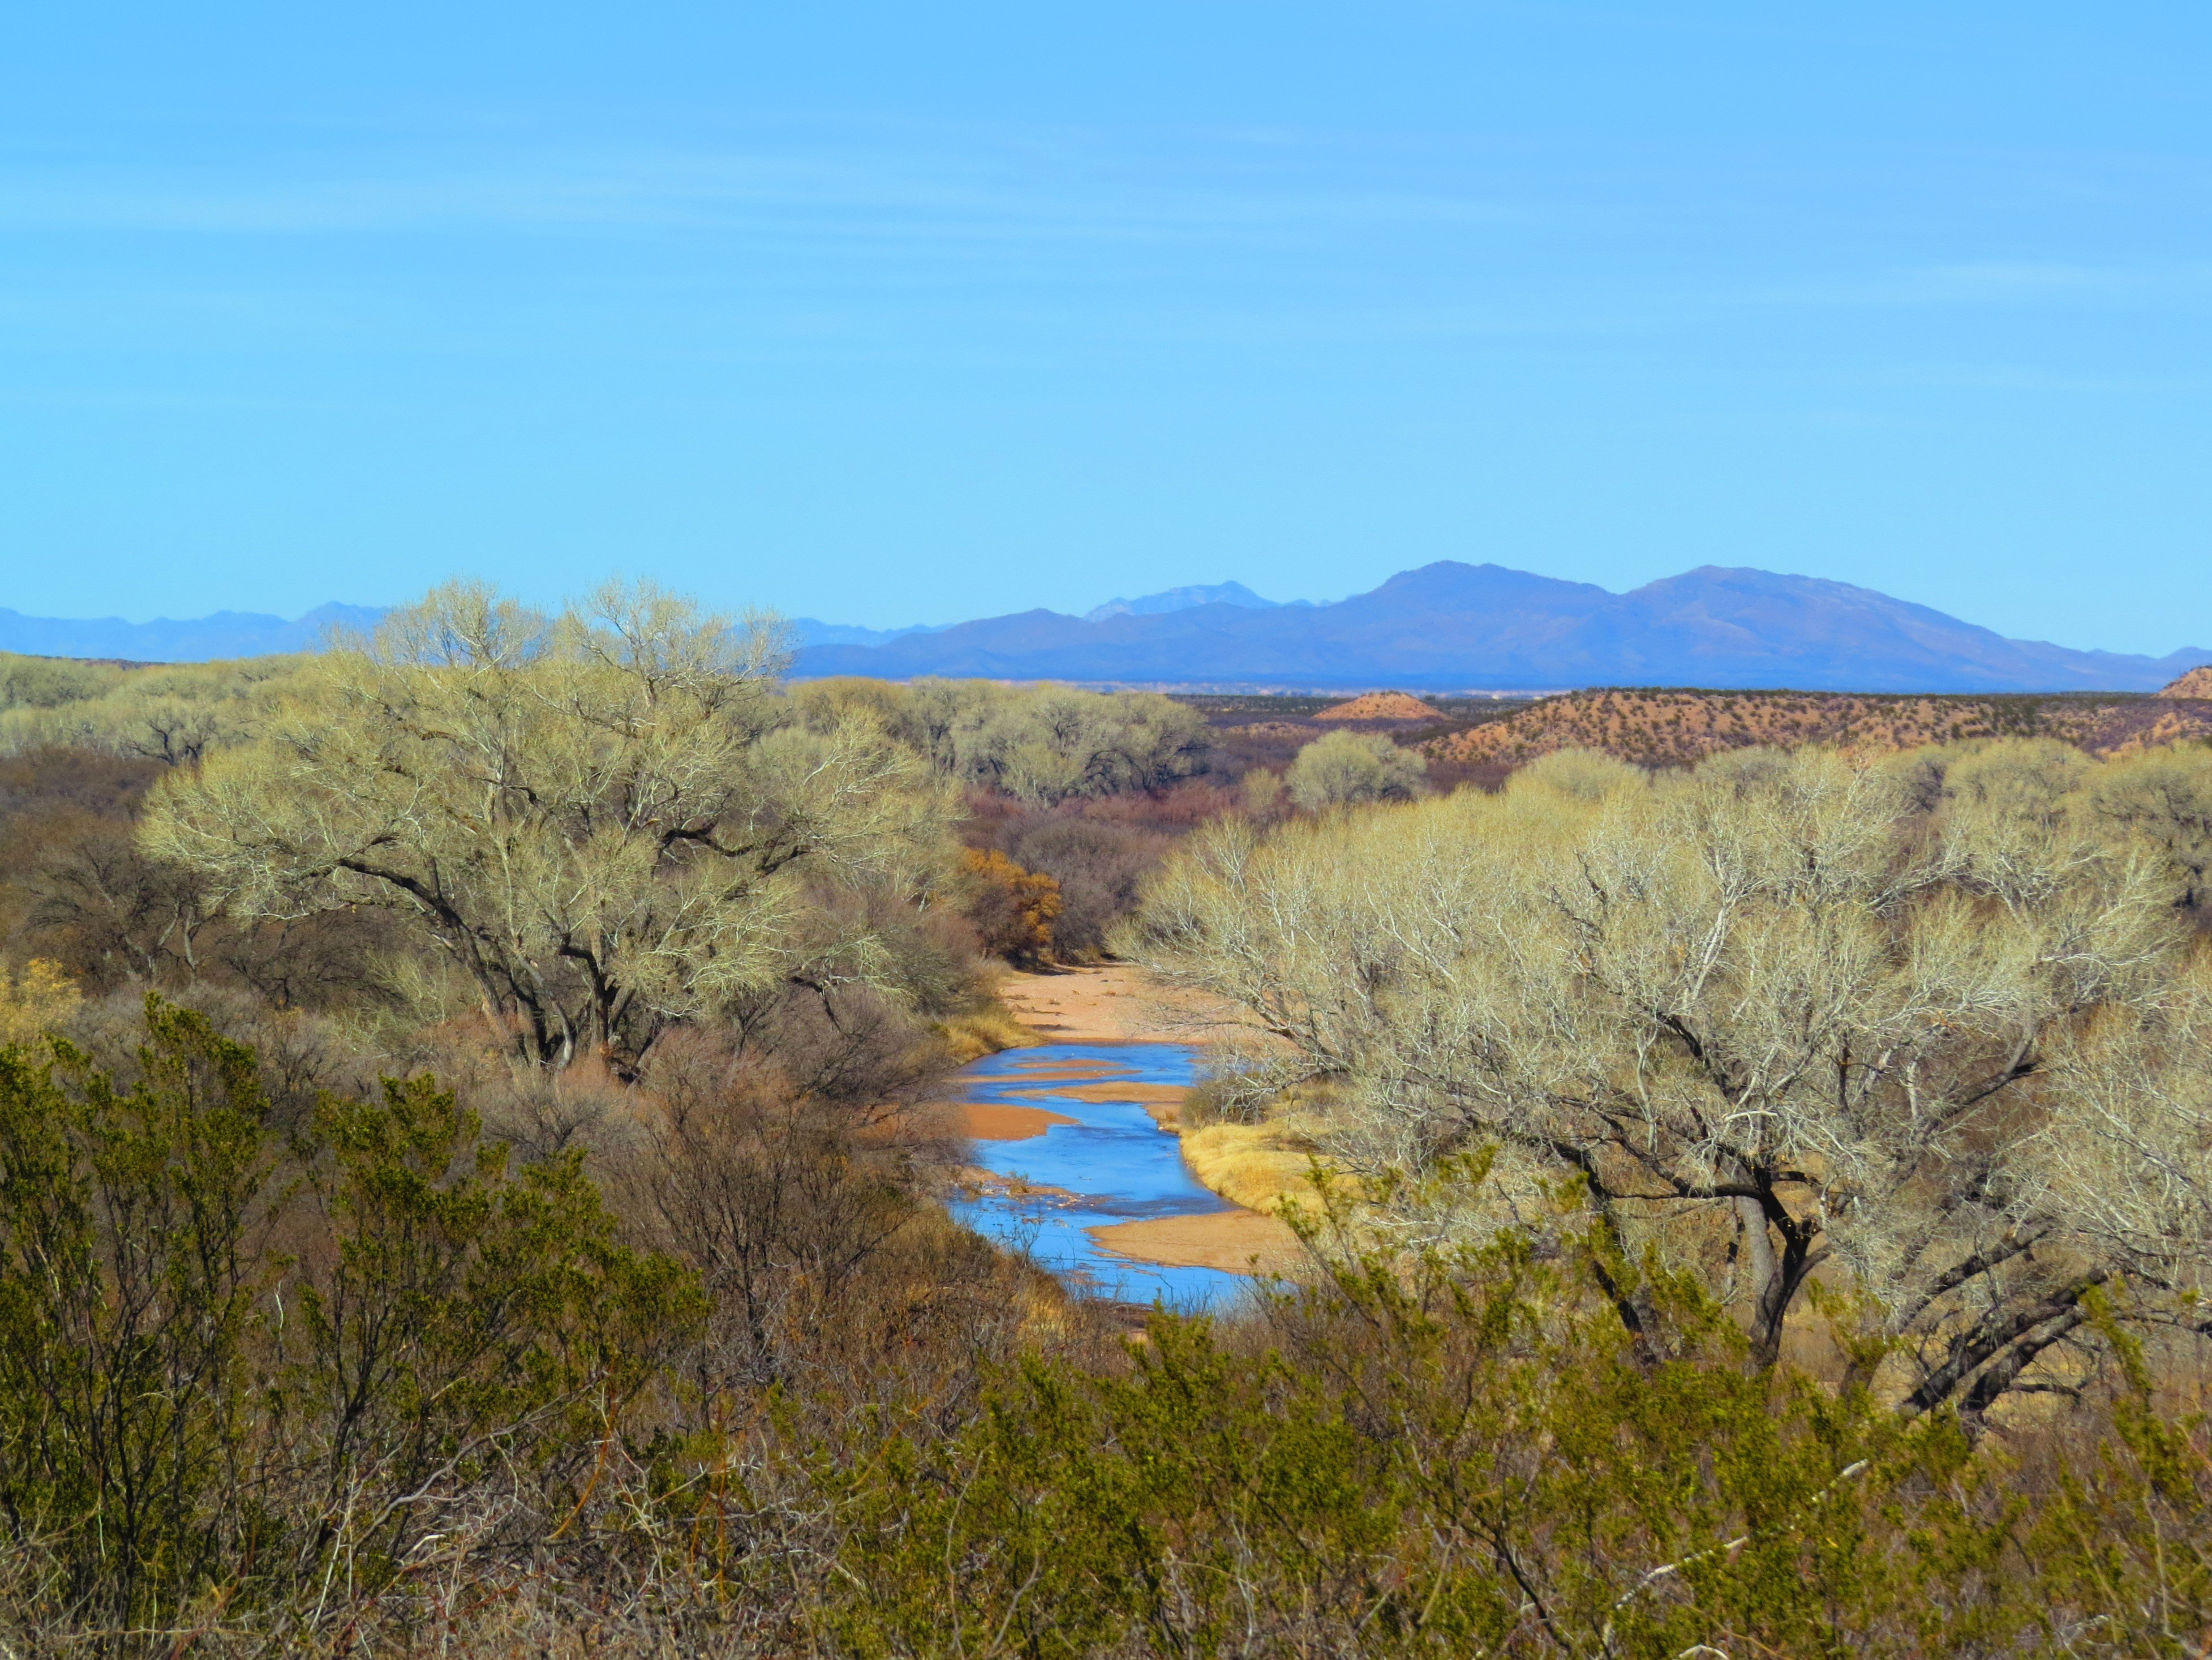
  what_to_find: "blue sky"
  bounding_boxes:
[2,4,2207,651]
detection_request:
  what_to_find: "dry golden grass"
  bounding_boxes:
[934,1006,1044,1063]
[1179,1123,1328,1217]
[2160,666,2212,698]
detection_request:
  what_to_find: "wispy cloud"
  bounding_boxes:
[0,122,2206,363]
[0,128,1541,246]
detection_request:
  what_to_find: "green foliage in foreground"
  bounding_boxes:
[0,998,701,1637]
[0,1005,2205,1655]
[811,1238,2207,1659]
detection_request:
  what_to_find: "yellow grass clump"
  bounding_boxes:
[935,1006,1045,1063]
[1179,1123,1329,1217]
[0,959,80,1047]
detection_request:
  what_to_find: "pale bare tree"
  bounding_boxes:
[2081,742,2212,912]
[793,675,1213,804]
[1127,743,2212,1414]
[143,580,955,1072]
[2041,954,2212,1322]
[1285,729,1429,810]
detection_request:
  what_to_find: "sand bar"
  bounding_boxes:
[939,1102,1080,1142]
[997,1060,1131,1083]
[1090,1210,1305,1276]
[1012,1081,1186,1106]
[1000,1079,1187,1128]
[994,964,1251,1044]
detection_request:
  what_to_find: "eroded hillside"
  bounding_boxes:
[1313,690,1441,720]
[1418,686,2212,771]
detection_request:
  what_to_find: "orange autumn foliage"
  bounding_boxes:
[956,848,1063,965]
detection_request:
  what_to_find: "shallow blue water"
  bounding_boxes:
[946,1042,1264,1312]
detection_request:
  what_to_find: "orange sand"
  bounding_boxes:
[938,1103,1080,1142]
[995,963,1260,1044]
[1090,1210,1305,1276]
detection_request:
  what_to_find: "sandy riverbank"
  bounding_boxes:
[991,963,1230,1043]
[1091,1209,1304,1277]
[986,964,1308,1277]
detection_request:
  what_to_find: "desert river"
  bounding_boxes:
[945,1042,1274,1310]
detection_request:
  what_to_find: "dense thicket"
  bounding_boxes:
[2,641,1255,981]
[957,782,1240,959]
[0,994,1059,1654]
[0,653,313,765]
[791,676,1214,805]
[0,1001,693,1638]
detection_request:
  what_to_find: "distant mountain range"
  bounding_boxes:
[7,567,2207,692]
[1081,581,1294,623]
[789,617,944,649]
[793,580,1296,647]
[792,564,2212,694]
[0,602,386,662]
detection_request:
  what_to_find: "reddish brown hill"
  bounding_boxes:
[2158,667,2212,699]
[1314,691,1441,721]
[1418,688,2212,773]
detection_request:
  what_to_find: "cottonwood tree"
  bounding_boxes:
[0,655,308,765]
[2043,954,2212,1325]
[794,676,1212,804]
[2082,743,2212,913]
[1285,729,1429,810]
[1127,743,2212,1416]
[143,581,953,1072]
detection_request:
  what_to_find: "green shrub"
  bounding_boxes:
[0,997,701,1636]
[817,1209,2209,1658]
[0,1002,2205,1657]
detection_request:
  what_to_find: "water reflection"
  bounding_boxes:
[946,1042,1258,1311]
